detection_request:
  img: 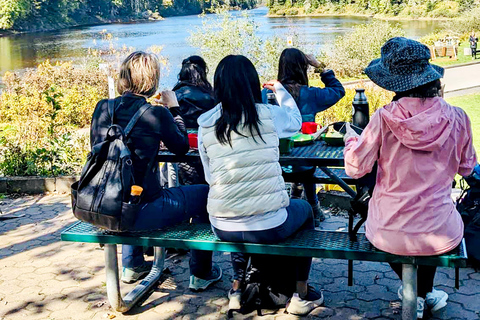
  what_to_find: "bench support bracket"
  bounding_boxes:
[104,244,166,313]
[402,263,418,320]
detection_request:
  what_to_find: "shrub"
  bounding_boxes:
[315,84,394,125]
[325,20,405,78]
[0,63,102,177]
[444,7,480,35]
[189,9,301,82]
[285,8,299,15]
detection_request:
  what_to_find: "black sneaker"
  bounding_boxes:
[286,286,324,316]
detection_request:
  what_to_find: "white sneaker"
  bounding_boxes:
[228,288,242,310]
[417,297,425,319]
[286,286,324,316]
[426,288,448,312]
[398,285,448,312]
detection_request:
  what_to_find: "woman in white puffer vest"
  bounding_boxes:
[197,55,323,316]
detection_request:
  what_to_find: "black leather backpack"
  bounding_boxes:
[71,99,152,231]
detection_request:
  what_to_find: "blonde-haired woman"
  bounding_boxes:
[90,51,222,289]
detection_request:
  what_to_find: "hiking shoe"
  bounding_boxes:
[426,288,448,312]
[189,264,222,291]
[228,288,242,310]
[286,286,324,316]
[416,297,425,319]
[121,261,152,284]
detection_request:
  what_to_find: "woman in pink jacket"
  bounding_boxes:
[343,37,477,319]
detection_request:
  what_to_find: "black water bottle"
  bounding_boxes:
[352,88,369,129]
[267,92,278,105]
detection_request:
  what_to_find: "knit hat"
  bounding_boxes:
[365,37,444,92]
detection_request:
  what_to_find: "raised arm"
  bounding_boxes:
[264,81,302,138]
[306,70,346,113]
[344,110,382,179]
[157,91,189,155]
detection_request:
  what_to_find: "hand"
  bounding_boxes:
[306,54,327,73]
[157,90,179,108]
[343,123,360,142]
[263,80,280,93]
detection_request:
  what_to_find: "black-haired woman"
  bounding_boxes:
[172,56,215,185]
[198,55,323,316]
[173,55,215,129]
[263,48,345,224]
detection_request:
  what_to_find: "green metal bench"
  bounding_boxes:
[61,221,468,320]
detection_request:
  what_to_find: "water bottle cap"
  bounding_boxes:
[131,185,143,196]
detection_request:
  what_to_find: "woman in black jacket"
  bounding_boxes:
[90,51,221,289]
[171,56,215,185]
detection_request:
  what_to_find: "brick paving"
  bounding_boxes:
[0,194,479,320]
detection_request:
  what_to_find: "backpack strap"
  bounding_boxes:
[124,104,153,138]
[108,99,115,125]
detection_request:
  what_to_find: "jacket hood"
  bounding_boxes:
[380,97,455,152]
[198,103,222,128]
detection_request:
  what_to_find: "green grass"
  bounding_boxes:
[432,43,475,67]
[446,93,480,153]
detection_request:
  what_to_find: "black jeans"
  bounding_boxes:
[122,185,213,278]
[283,167,319,204]
[389,263,437,298]
[213,199,314,283]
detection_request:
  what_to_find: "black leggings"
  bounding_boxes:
[389,263,437,298]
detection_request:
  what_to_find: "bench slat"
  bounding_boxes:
[61,221,467,268]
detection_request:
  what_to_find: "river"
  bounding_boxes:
[0,7,442,88]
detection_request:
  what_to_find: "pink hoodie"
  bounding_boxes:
[344,97,476,256]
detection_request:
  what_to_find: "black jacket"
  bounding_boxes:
[90,92,188,201]
[173,81,215,129]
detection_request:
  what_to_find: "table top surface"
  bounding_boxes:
[157,140,345,167]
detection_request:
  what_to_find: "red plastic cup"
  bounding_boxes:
[188,133,198,149]
[302,122,319,134]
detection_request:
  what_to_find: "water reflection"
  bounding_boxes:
[0,7,442,87]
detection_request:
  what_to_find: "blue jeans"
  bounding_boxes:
[213,199,314,282]
[122,185,212,278]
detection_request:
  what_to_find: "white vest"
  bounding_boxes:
[201,104,289,218]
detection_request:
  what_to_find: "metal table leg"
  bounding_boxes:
[105,245,166,313]
[402,263,418,320]
[319,167,357,198]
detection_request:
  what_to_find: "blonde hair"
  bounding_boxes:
[117,51,160,97]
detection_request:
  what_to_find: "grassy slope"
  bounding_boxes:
[446,93,480,152]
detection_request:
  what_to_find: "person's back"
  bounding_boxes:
[346,96,474,255]
[173,56,215,129]
[91,93,188,201]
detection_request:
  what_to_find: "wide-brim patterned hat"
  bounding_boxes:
[365,37,444,93]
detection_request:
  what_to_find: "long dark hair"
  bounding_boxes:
[214,55,263,146]
[392,80,442,101]
[177,55,213,93]
[277,48,309,101]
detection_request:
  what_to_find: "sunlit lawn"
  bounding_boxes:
[446,93,480,152]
